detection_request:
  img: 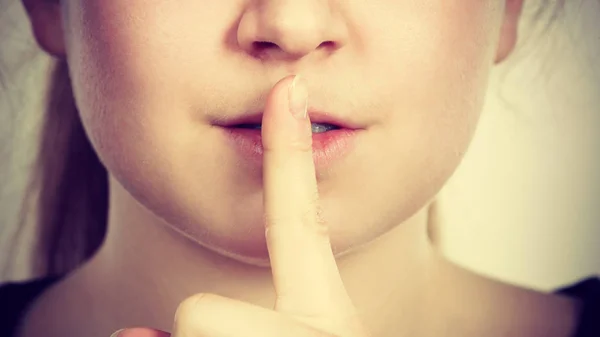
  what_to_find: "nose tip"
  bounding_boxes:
[237,3,347,61]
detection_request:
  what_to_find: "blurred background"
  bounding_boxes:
[1,0,599,290]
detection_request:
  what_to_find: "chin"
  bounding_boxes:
[160,203,358,268]
[173,207,393,269]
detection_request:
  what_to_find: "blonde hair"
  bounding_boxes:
[23,60,108,276]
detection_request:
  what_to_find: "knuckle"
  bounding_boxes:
[265,208,329,240]
[314,204,329,237]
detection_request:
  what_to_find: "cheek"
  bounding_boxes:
[66,3,214,157]
[64,1,233,219]
[348,1,500,209]
[378,0,497,155]
[363,0,498,119]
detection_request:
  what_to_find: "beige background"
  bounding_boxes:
[1,0,599,290]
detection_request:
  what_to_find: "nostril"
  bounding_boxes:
[252,41,278,51]
[319,41,336,49]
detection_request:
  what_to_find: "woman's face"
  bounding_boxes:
[28,0,521,263]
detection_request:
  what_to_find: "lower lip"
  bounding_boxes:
[221,127,359,169]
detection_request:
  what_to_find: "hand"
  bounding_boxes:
[112,76,370,337]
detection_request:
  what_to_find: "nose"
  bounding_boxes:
[237,0,348,61]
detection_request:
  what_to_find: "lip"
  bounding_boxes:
[216,112,362,170]
[215,110,364,131]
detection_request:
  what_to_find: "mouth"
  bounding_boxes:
[231,122,341,134]
[216,112,362,170]
[216,110,363,131]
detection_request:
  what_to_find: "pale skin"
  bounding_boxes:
[19,1,581,336]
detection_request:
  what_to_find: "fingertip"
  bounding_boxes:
[262,75,312,154]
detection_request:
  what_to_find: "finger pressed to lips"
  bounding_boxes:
[261,76,355,318]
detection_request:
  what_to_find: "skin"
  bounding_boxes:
[19,0,580,336]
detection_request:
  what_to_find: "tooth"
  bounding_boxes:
[311,123,337,133]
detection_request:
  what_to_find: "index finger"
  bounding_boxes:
[261,76,354,319]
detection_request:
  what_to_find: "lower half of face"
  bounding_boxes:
[65,0,503,264]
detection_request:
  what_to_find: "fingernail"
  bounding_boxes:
[110,329,126,337]
[289,75,308,120]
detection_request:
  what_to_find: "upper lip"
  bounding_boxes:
[215,110,364,130]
